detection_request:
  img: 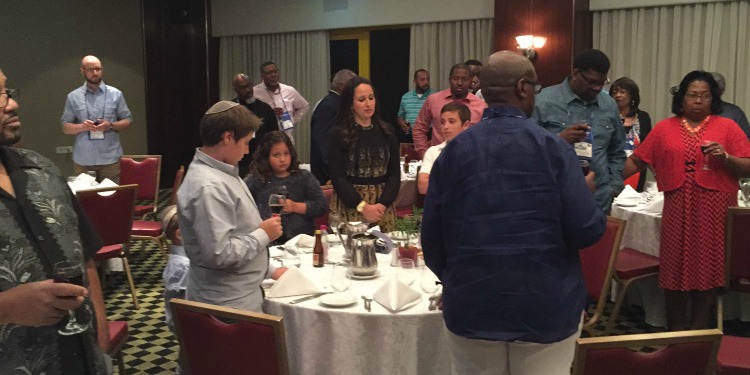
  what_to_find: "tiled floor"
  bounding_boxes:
[103,189,750,374]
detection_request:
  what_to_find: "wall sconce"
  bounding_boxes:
[516,35,547,60]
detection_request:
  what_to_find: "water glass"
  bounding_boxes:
[397,258,416,285]
[419,266,440,293]
[331,263,352,292]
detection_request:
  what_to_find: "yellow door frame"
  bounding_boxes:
[330,28,370,78]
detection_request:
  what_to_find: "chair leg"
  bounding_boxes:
[717,293,724,332]
[131,235,168,261]
[121,256,140,309]
[116,351,126,374]
[604,280,630,335]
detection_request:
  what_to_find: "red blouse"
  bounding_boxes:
[635,116,750,193]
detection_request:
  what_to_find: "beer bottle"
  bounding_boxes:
[313,229,324,267]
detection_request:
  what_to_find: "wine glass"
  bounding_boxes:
[331,263,352,292]
[52,260,88,335]
[397,258,416,285]
[268,194,286,215]
[700,140,712,170]
[419,266,440,293]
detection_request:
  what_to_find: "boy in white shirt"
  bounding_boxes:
[418,103,471,194]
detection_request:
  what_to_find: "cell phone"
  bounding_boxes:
[93,120,100,125]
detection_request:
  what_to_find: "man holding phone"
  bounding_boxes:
[62,55,132,183]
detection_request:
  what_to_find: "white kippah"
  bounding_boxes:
[205,101,240,114]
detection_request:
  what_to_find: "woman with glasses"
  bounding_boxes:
[609,77,652,191]
[623,70,750,330]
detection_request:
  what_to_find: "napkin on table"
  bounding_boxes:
[641,193,664,214]
[265,267,324,298]
[373,277,422,313]
[284,234,315,253]
[616,185,641,200]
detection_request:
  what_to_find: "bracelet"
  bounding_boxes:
[356,200,366,213]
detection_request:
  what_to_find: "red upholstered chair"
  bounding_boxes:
[120,155,162,220]
[716,207,750,374]
[131,218,168,261]
[170,298,290,375]
[76,184,140,309]
[579,216,626,335]
[572,329,723,375]
[314,184,333,229]
[604,247,660,335]
[168,165,185,206]
[104,320,129,374]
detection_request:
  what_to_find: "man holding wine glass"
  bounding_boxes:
[0,68,111,374]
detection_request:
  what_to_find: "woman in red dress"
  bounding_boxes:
[623,70,750,330]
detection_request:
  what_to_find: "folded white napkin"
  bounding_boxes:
[285,234,315,249]
[641,193,664,214]
[617,185,641,200]
[373,277,422,313]
[266,267,324,298]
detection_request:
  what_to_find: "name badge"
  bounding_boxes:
[89,131,105,140]
[279,111,294,130]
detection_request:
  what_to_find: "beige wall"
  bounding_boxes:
[0,1,147,174]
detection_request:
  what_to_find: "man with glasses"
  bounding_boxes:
[422,51,604,375]
[412,63,487,158]
[0,68,112,374]
[61,55,132,183]
[253,61,309,144]
[533,49,625,212]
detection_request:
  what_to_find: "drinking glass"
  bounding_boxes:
[700,140,712,170]
[328,213,342,247]
[331,263,352,292]
[52,260,88,335]
[419,266,440,293]
[268,194,286,215]
[397,258,416,285]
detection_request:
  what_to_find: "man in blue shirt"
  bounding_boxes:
[397,69,433,143]
[421,51,605,375]
[533,49,625,212]
[61,55,132,183]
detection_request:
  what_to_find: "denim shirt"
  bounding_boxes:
[532,78,626,211]
[61,82,132,166]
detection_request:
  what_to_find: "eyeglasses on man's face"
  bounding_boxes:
[0,89,18,109]
[83,67,103,73]
[577,70,610,87]
[522,79,543,94]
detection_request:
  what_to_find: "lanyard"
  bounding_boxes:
[84,86,108,121]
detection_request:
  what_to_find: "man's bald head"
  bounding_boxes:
[331,69,357,93]
[81,55,101,67]
[480,51,538,116]
[232,73,253,101]
[80,55,103,87]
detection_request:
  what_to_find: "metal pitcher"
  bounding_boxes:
[349,233,381,276]
[338,221,369,260]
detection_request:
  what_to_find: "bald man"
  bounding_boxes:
[62,55,132,183]
[231,73,278,177]
[421,51,605,375]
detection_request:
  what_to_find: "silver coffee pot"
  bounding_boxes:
[348,233,382,276]
[337,221,369,261]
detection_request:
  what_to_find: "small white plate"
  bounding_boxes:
[348,270,381,280]
[319,292,357,307]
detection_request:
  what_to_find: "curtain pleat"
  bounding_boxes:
[594,1,750,125]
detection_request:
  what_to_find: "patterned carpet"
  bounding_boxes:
[102,189,750,374]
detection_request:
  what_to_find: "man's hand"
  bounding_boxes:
[259,215,283,241]
[559,124,590,145]
[362,203,385,223]
[585,171,596,193]
[273,107,284,116]
[0,280,87,326]
[397,118,410,133]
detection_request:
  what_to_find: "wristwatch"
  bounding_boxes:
[356,200,366,213]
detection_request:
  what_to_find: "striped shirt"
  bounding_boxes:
[397,88,435,126]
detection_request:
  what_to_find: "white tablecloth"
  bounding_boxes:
[611,199,750,327]
[264,245,450,375]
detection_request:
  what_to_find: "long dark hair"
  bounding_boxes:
[333,77,392,151]
[249,130,299,182]
[671,70,723,116]
[609,77,641,117]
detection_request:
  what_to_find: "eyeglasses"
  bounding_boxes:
[577,70,610,87]
[262,69,279,75]
[83,67,102,73]
[522,79,543,94]
[0,89,18,110]
[685,93,712,101]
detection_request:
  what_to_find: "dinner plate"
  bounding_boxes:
[319,292,358,307]
[348,270,381,280]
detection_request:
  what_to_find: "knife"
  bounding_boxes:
[289,292,330,304]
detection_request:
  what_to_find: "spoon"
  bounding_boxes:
[361,295,373,312]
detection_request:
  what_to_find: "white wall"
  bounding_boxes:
[591,0,733,11]
[211,0,494,36]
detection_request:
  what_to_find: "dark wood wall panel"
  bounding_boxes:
[142,0,219,187]
[493,0,591,87]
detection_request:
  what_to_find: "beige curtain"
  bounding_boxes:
[594,1,750,124]
[219,31,330,162]
[409,19,494,90]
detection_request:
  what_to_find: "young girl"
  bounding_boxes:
[245,131,327,243]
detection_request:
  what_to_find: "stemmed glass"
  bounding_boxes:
[268,194,286,215]
[700,140,712,170]
[52,260,88,335]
